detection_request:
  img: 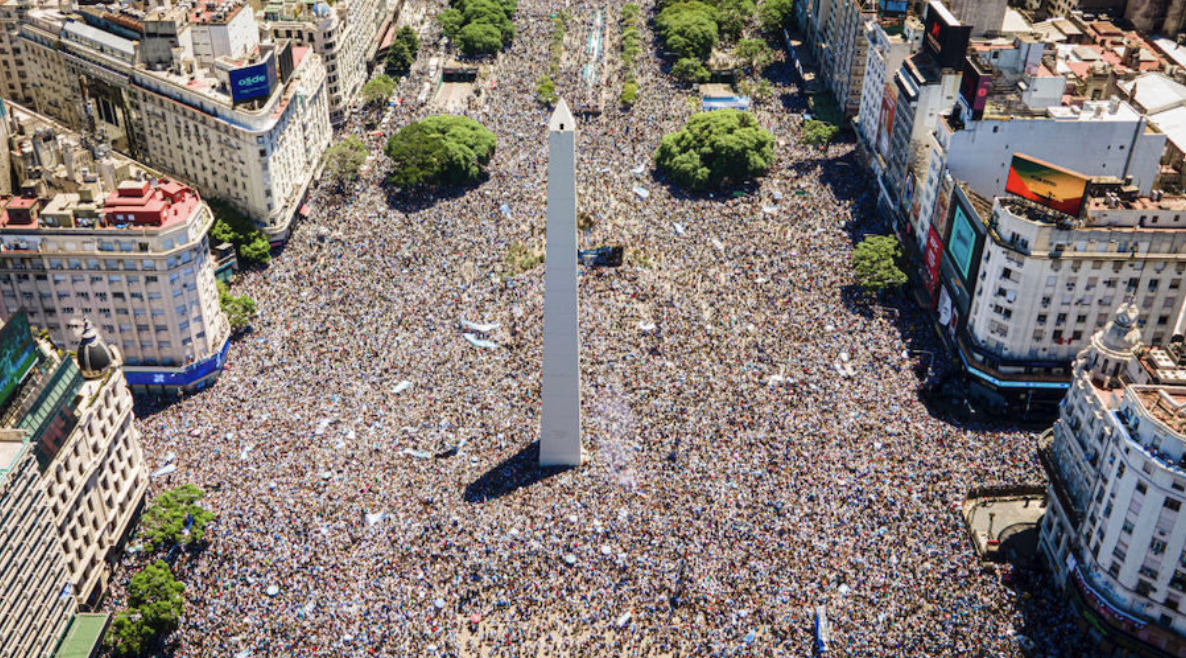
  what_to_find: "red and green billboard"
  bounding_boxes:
[1005,153,1089,217]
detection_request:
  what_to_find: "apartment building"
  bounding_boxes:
[10,1,330,240]
[0,429,75,658]
[1038,303,1186,656]
[261,0,389,123]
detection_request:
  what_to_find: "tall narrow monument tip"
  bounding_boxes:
[539,97,582,468]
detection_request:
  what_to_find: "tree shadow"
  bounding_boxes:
[381,174,489,213]
[462,441,573,503]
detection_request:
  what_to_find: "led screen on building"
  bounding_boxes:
[1004,153,1089,217]
[228,56,278,104]
[0,310,37,409]
[947,203,977,281]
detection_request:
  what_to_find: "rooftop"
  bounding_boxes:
[0,178,202,232]
[0,432,27,478]
[53,614,110,658]
[1135,387,1186,436]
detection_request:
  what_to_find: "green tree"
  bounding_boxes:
[801,118,840,149]
[385,115,497,188]
[535,75,557,105]
[360,74,396,105]
[218,281,257,333]
[105,561,187,657]
[385,40,414,76]
[620,81,639,106]
[128,561,186,635]
[139,484,215,552]
[852,235,907,293]
[462,0,514,40]
[457,21,504,56]
[714,0,755,41]
[671,56,711,83]
[107,613,153,658]
[759,0,794,33]
[621,2,640,23]
[655,1,719,60]
[734,38,772,73]
[654,109,775,190]
[323,135,368,183]
[396,25,420,57]
[439,8,464,38]
[207,198,270,266]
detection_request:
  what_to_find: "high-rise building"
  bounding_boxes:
[260,0,390,124]
[0,428,75,658]
[6,0,331,240]
[0,102,231,392]
[1038,302,1186,656]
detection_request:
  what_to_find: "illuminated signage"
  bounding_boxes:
[228,56,277,104]
[1005,153,1089,217]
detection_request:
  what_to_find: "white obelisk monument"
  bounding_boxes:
[539,99,582,467]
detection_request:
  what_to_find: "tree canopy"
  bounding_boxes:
[446,0,516,56]
[360,74,396,105]
[655,1,719,61]
[654,109,775,190]
[801,118,840,147]
[384,27,420,77]
[323,135,367,183]
[207,198,270,266]
[535,75,557,105]
[218,281,257,334]
[671,56,710,83]
[384,115,496,188]
[759,0,794,33]
[138,484,215,553]
[106,561,187,657]
[852,235,908,293]
[734,38,772,73]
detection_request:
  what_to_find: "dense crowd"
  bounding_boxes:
[102,0,1096,654]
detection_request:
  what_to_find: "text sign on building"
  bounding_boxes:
[1005,153,1089,217]
[922,1,972,69]
[0,310,37,409]
[228,56,278,104]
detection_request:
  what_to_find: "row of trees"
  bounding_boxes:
[106,485,215,657]
[619,3,642,106]
[655,0,792,84]
[440,0,517,57]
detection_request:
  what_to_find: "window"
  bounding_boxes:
[1170,571,1186,592]
[1152,538,1168,555]
[1138,482,1148,494]
[1123,519,1135,534]
[1167,498,1181,512]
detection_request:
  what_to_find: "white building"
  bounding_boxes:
[261,0,389,123]
[44,322,148,607]
[817,0,874,118]
[13,2,331,240]
[1038,303,1186,656]
[855,15,920,173]
[0,104,232,390]
[964,192,1186,376]
[0,430,75,658]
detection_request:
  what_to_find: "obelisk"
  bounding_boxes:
[539,99,582,467]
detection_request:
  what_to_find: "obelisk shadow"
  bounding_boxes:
[463,441,573,503]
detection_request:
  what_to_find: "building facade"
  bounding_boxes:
[262,0,389,124]
[1039,303,1186,656]
[11,2,330,240]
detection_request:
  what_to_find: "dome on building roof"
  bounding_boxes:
[1100,300,1142,354]
[76,319,115,379]
[311,2,329,16]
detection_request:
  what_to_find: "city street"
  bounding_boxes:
[107,0,1090,654]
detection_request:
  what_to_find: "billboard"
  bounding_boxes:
[879,0,908,15]
[0,310,37,409]
[959,57,992,121]
[923,226,943,297]
[1005,153,1089,217]
[948,203,977,280]
[923,1,973,69]
[228,55,278,104]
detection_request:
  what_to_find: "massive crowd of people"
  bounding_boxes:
[101,0,1096,654]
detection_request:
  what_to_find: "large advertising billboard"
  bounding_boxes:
[948,204,977,280]
[0,310,37,409]
[228,55,278,104]
[879,0,908,15]
[923,1,973,69]
[1005,154,1089,217]
[923,226,943,297]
